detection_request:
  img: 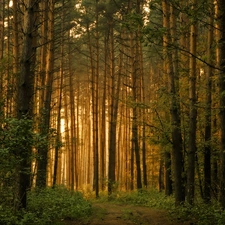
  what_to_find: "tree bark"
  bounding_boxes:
[187,0,198,205]
[218,0,225,208]
[36,0,55,188]
[17,0,38,209]
[162,0,185,205]
[203,1,214,202]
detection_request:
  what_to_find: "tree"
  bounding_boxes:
[218,0,225,208]
[187,0,198,205]
[107,4,118,195]
[203,0,214,203]
[36,0,55,188]
[162,0,185,205]
[16,0,38,209]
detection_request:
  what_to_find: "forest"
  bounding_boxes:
[1,0,225,224]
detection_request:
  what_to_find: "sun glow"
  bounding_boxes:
[9,0,13,7]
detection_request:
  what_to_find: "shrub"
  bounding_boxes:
[0,186,92,225]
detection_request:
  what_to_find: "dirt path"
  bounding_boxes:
[64,202,189,225]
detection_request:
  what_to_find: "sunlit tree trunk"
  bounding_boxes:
[100,33,108,191]
[68,42,77,191]
[12,0,20,113]
[93,0,99,197]
[63,82,70,188]
[5,0,14,116]
[53,66,63,187]
[140,54,148,188]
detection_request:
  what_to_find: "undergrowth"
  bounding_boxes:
[170,201,225,225]
[90,189,225,225]
[0,186,92,225]
[1,187,225,225]
[90,188,175,210]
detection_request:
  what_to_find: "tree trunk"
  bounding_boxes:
[162,0,185,205]
[203,1,214,202]
[218,0,225,209]
[93,0,99,197]
[108,18,117,195]
[36,0,55,188]
[16,0,38,209]
[187,0,198,205]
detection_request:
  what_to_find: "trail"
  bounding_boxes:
[64,202,189,225]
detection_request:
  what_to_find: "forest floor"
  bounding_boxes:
[64,202,191,225]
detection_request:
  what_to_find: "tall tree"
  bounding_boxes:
[203,0,214,203]
[107,6,117,195]
[16,0,38,209]
[187,0,198,205]
[128,0,142,190]
[0,0,4,113]
[162,0,185,205]
[36,0,55,187]
[93,0,99,197]
[218,0,225,208]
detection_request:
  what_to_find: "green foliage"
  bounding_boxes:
[0,117,47,178]
[170,202,225,225]
[0,118,34,208]
[0,186,92,225]
[114,189,174,209]
[93,189,225,225]
[92,189,174,210]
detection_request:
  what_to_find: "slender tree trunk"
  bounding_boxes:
[128,2,142,189]
[36,0,55,188]
[100,33,108,191]
[108,18,117,195]
[68,41,77,191]
[93,0,99,197]
[204,1,214,202]
[141,69,147,188]
[12,0,20,113]
[53,67,63,187]
[63,81,70,188]
[0,0,4,114]
[187,0,198,205]
[212,0,220,197]
[218,0,225,209]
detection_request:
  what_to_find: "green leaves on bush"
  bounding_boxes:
[0,186,92,225]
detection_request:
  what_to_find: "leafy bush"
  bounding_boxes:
[94,188,175,210]
[171,202,225,225]
[0,186,92,225]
